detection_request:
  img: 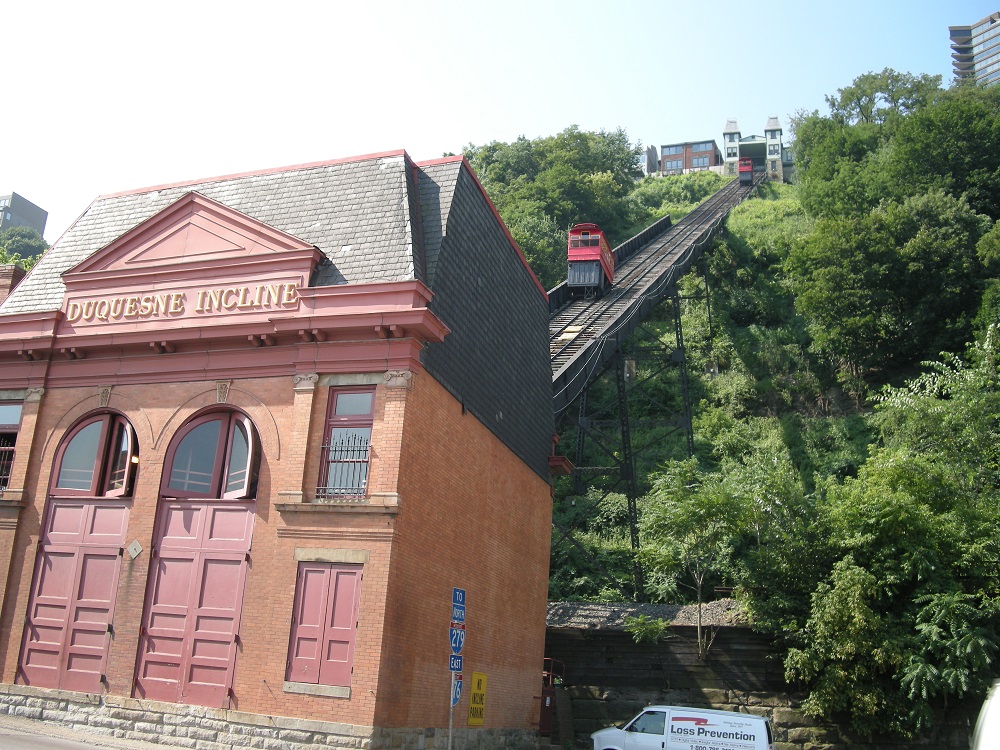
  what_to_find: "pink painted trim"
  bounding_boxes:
[97,150,410,200]
[66,192,320,280]
[0,338,428,390]
[417,156,548,301]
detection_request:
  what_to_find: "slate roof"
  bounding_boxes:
[1,152,448,315]
[0,150,555,481]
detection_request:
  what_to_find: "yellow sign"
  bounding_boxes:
[467,671,487,726]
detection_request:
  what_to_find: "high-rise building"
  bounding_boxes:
[0,192,47,236]
[950,12,1000,86]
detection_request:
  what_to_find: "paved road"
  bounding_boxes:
[0,714,165,750]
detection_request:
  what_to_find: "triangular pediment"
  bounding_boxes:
[65,192,320,283]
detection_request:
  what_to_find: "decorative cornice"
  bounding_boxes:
[383,370,412,389]
[292,373,319,392]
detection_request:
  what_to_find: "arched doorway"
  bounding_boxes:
[19,412,138,692]
[134,410,259,708]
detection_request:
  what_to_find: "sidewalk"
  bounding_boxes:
[0,712,166,750]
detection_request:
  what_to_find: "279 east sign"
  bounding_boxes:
[450,621,466,655]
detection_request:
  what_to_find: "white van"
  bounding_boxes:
[972,680,1000,749]
[592,705,775,750]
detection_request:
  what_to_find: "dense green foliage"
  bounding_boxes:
[0,226,45,269]
[789,74,1000,392]
[464,128,725,290]
[471,75,1000,738]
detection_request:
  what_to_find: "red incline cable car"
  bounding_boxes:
[567,223,614,297]
[738,156,754,185]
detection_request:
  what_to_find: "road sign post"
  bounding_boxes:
[448,588,466,750]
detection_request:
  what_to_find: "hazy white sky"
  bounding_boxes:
[4,0,997,243]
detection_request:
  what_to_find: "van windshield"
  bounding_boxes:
[627,711,666,735]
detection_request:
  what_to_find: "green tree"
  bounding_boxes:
[0,226,46,268]
[779,332,1000,736]
[465,126,641,289]
[824,68,941,127]
[785,190,989,385]
[883,83,1000,219]
[640,459,742,656]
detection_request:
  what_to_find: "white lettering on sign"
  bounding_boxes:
[65,283,300,325]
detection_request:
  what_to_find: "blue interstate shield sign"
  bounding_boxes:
[450,623,466,655]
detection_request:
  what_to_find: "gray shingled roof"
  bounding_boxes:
[1,153,451,315]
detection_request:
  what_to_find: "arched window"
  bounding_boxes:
[52,413,138,497]
[163,411,259,499]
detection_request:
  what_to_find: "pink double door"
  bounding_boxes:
[134,500,255,708]
[19,498,131,693]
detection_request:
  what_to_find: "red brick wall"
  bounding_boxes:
[377,371,552,730]
[0,266,26,306]
[0,376,388,727]
[0,368,551,734]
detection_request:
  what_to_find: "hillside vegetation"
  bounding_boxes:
[465,71,1000,738]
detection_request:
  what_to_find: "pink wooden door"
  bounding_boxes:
[19,499,130,692]
[287,563,361,686]
[135,500,254,708]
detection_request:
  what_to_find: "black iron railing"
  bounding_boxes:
[316,432,370,501]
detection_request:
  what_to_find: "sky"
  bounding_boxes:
[3,0,998,244]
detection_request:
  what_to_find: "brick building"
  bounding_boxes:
[657,140,724,175]
[0,151,555,749]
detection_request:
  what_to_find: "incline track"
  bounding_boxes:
[549,176,761,417]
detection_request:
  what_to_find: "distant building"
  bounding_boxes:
[722,117,793,183]
[0,192,47,237]
[950,12,1000,86]
[657,140,724,175]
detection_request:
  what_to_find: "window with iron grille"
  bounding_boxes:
[0,402,23,492]
[317,389,375,500]
[0,433,15,491]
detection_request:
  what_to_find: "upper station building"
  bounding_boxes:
[723,117,791,182]
[951,12,1000,86]
[641,118,791,182]
[0,151,555,749]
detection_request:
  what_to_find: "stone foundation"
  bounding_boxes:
[0,683,541,750]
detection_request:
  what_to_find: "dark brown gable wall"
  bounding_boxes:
[417,163,553,480]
